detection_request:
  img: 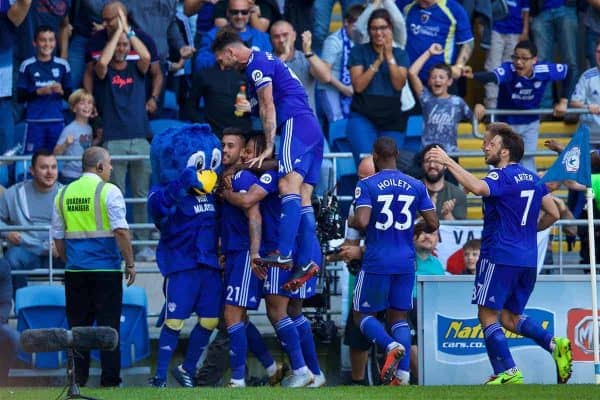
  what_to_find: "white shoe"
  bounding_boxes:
[135,246,156,262]
[281,370,314,388]
[306,372,326,388]
[228,379,246,388]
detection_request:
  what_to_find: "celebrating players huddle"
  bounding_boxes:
[147,25,574,388]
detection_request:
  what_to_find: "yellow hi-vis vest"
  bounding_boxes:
[56,175,121,271]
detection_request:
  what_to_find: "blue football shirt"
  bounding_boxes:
[480,164,548,268]
[220,170,257,253]
[355,169,434,274]
[254,170,280,254]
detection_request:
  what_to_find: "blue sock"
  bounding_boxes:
[292,315,321,375]
[155,326,180,380]
[227,322,247,380]
[359,316,393,350]
[182,324,213,375]
[484,322,515,372]
[245,320,275,369]
[515,316,553,352]
[390,320,411,372]
[297,207,319,266]
[274,317,306,371]
[278,194,301,257]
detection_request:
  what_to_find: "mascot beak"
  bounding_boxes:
[193,170,218,194]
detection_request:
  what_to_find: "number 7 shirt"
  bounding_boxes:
[355,169,434,274]
[480,164,548,268]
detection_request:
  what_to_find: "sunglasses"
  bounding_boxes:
[228,9,250,16]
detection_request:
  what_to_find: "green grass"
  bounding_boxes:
[2,385,600,400]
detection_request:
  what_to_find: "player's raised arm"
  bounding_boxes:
[428,146,490,197]
[251,84,276,168]
[222,184,268,209]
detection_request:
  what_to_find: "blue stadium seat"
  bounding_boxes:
[405,115,424,137]
[15,285,68,369]
[161,90,180,119]
[149,119,188,139]
[328,119,348,148]
[91,285,150,368]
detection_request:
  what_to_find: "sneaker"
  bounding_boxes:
[135,246,156,262]
[171,364,196,388]
[282,262,320,291]
[552,337,573,384]
[228,379,246,388]
[483,375,498,384]
[389,370,410,386]
[380,344,405,385]
[307,372,326,388]
[485,369,523,385]
[254,253,293,270]
[268,362,287,386]
[280,370,314,388]
[148,376,167,388]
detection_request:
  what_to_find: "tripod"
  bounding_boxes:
[63,348,99,400]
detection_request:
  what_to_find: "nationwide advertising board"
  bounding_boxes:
[418,275,599,385]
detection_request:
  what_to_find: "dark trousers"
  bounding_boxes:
[65,271,123,387]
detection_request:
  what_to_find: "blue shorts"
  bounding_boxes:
[277,114,324,186]
[471,257,537,314]
[224,250,263,310]
[165,267,223,319]
[263,266,317,299]
[24,121,64,154]
[352,270,414,313]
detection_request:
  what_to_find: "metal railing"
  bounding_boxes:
[470,107,589,138]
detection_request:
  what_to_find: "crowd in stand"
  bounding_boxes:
[1,0,600,388]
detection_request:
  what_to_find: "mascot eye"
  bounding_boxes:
[186,151,206,170]
[210,149,221,171]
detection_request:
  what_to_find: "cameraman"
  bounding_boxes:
[328,156,376,385]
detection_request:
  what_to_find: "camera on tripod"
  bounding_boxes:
[315,188,343,244]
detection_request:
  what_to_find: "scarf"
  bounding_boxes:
[339,27,352,118]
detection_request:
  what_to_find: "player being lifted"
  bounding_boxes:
[350,137,438,385]
[427,125,573,384]
[212,27,323,290]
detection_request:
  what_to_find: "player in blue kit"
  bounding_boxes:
[223,134,324,387]
[350,137,438,385]
[211,27,323,290]
[219,129,283,388]
[17,25,72,154]
[428,125,573,384]
[464,40,572,172]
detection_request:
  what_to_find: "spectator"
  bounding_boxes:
[0,150,62,295]
[408,44,484,153]
[464,40,572,173]
[346,8,409,163]
[421,143,466,221]
[14,0,70,62]
[194,0,271,71]
[67,0,107,89]
[584,1,600,68]
[461,239,480,275]
[52,146,135,388]
[530,0,578,111]
[313,0,364,55]
[214,0,275,32]
[17,26,73,155]
[318,3,364,124]
[184,0,220,51]
[483,0,529,109]
[93,7,153,262]
[0,265,18,386]
[270,21,331,114]
[0,0,32,154]
[353,0,406,49]
[570,38,600,147]
[397,0,474,84]
[54,89,99,184]
[83,1,163,118]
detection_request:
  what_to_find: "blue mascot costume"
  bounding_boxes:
[147,124,222,387]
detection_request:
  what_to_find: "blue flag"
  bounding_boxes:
[540,125,591,189]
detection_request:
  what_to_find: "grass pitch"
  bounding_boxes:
[2,385,600,400]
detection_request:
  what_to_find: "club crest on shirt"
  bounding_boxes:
[420,12,430,24]
[52,68,60,78]
[534,81,542,88]
[260,173,272,184]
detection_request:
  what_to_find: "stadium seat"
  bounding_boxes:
[405,115,424,137]
[149,119,188,139]
[91,285,150,368]
[15,285,68,369]
[328,119,348,148]
[160,90,180,119]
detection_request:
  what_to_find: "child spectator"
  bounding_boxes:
[461,239,480,275]
[17,25,72,154]
[54,89,98,184]
[483,0,529,109]
[408,43,484,153]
